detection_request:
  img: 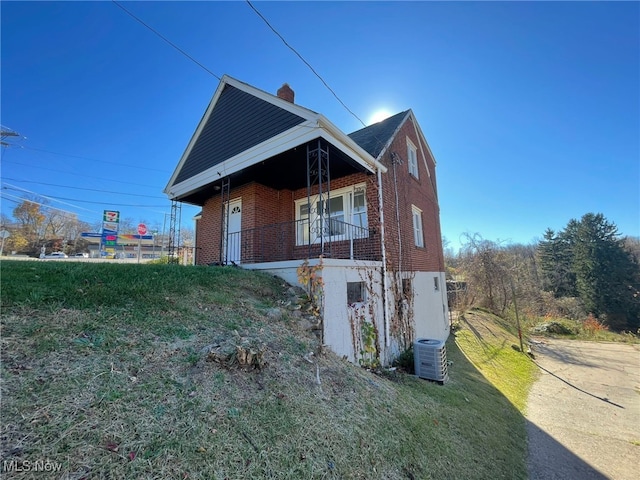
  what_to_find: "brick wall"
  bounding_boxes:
[377,116,445,272]
[194,119,445,272]
[195,172,383,264]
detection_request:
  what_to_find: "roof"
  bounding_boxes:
[165,75,389,202]
[173,84,307,185]
[348,111,409,159]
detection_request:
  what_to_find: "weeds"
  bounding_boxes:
[1,260,529,479]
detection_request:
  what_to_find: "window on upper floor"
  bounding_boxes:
[407,138,419,179]
[295,184,368,246]
[412,205,424,248]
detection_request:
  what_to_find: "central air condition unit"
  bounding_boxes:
[414,338,448,383]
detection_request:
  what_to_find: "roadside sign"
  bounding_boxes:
[137,223,147,235]
[103,221,119,232]
[103,210,120,223]
[102,228,118,248]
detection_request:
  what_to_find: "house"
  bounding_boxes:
[165,75,449,366]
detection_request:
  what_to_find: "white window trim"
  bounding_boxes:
[412,205,424,248]
[407,137,419,179]
[294,184,368,246]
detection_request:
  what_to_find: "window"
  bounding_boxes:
[295,185,368,245]
[407,138,419,179]
[434,276,440,291]
[412,205,424,248]
[352,187,368,231]
[347,281,366,304]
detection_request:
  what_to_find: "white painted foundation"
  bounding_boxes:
[244,260,449,365]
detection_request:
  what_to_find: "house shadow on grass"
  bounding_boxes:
[448,319,609,480]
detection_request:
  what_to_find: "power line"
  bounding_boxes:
[2,159,163,190]
[2,177,167,200]
[0,192,98,224]
[3,184,102,213]
[111,0,369,132]
[245,0,367,129]
[2,185,168,208]
[0,190,98,215]
[112,0,221,80]
[16,145,170,173]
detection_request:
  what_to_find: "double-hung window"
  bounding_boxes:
[296,184,368,245]
[407,138,419,179]
[412,205,424,248]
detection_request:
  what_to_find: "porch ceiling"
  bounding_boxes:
[176,142,371,206]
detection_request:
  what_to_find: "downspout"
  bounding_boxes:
[377,167,391,348]
[391,153,403,273]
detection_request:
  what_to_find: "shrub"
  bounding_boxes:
[531,321,575,335]
[582,314,608,334]
[393,346,414,374]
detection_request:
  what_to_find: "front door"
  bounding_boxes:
[223,198,242,264]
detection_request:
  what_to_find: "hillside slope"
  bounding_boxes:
[1,261,528,479]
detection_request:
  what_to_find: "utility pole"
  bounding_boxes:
[1,126,20,147]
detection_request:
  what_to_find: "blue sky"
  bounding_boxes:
[1,1,638,251]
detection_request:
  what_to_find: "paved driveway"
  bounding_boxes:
[526,339,640,480]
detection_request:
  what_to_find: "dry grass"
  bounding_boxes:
[1,260,528,479]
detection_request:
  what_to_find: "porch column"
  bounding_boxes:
[306,139,331,257]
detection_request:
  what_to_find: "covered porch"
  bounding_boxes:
[189,136,384,266]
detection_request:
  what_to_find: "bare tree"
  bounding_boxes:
[181,226,195,247]
[458,233,511,314]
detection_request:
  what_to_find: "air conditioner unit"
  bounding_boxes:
[414,338,448,383]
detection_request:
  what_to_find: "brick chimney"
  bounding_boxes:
[277,83,294,103]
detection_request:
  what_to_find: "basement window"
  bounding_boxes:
[347,281,366,304]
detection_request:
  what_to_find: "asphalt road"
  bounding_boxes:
[526,339,640,480]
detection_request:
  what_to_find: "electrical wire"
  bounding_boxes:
[0,191,99,216]
[245,0,367,129]
[2,184,168,209]
[2,177,167,200]
[112,0,221,80]
[3,183,100,212]
[16,145,170,173]
[2,159,163,190]
[111,0,379,140]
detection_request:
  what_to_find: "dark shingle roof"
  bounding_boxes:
[174,84,306,184]
[348,110,408,159]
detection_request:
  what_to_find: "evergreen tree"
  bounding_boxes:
[571,214,639,329]
[537,228,576,297]
[541,213,639,330]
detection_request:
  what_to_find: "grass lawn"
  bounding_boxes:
[1,260,532,479]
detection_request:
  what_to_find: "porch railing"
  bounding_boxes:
[224,218,381,264]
